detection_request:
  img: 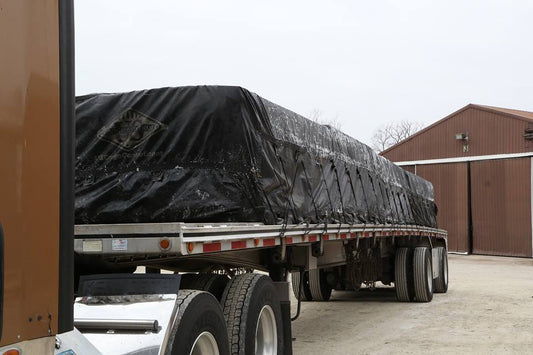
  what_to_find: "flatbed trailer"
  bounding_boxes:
[0,2,449,354]
[71,222,448,354]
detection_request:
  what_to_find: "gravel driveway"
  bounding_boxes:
[291,254,533,354]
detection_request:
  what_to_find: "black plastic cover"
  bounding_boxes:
[75,86,437,228]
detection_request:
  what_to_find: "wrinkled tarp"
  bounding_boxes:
[75,86,437,228]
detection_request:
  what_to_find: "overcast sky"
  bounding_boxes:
[75,1,533,146]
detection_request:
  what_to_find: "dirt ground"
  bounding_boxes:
[290,254,533,354]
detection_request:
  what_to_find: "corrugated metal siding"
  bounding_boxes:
[409,163,469,253]
[470,158,532,257]
[401,165,416,174]
[382,107,533,162]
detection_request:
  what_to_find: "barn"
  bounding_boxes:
[381,104,533,257]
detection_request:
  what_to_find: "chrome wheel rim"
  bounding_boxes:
[190,331,219,355]
[255,305,277,355]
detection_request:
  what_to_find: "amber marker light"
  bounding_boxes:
[254,238,260,246]
[187,242,195,253]
[159,238,171,250]
[3,350,20,355]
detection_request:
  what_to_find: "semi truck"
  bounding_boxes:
[0,1,448,354]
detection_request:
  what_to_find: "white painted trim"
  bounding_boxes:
[531,157,533,257]
[394,152,533,166]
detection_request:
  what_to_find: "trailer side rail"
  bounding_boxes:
[74,223,447,257]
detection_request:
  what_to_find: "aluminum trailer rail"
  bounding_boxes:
[75,222,447,258]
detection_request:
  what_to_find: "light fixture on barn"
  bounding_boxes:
[455,133,469,152]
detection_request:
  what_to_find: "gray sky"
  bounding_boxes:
[75,1,533,146]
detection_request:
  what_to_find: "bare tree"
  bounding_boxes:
[371,120,424,152]
[308,108,342,130]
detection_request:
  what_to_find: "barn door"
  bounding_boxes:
[470,158,532,257]
[416,163,470,253]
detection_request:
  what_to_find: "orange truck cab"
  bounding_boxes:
[0,1,76,353]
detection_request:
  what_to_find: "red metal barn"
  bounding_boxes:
[381,104,533,257]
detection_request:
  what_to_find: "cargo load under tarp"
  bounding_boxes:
[75,86,437,227]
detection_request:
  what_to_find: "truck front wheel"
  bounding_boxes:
[166,290,229,355]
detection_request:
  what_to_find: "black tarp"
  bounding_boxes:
[75,86,437,228]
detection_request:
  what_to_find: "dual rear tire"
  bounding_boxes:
[176,273,283,355]
[434,247,449,293]
[395,246,448,302]
[290,269,332,302]
[221,273,283,355]
[167,290,230,355]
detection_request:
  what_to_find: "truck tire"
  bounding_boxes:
[413,247,434,302]
[291,271,313,301]
[395,247,414,302]
[221,273,283,355]
[165,289,229,355]
[434,247,449,293]
[308,269,332,301]
[179,273,230,301]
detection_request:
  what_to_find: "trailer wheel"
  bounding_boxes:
[308,269,332,301]
[166,290,229,355]
[394,247,414,302]
[434,247,448,293]
[221,273,283,355]
[290,271,313,301]
[413,247,434,302]
[179,273,230,301]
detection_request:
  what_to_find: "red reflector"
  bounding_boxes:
[263,238,276,247]
[231,240,246,249]
[203,243,221,253]
[286,237,293,244]
[322,234,329,240]
[308,235,317,242]
[340,233,347,239]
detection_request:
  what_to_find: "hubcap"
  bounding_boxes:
[190,331,219,355]
[255,305,277,355]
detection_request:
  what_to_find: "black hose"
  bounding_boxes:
[291,268,304,321]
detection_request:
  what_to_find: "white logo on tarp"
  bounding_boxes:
[97,109,167,151]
